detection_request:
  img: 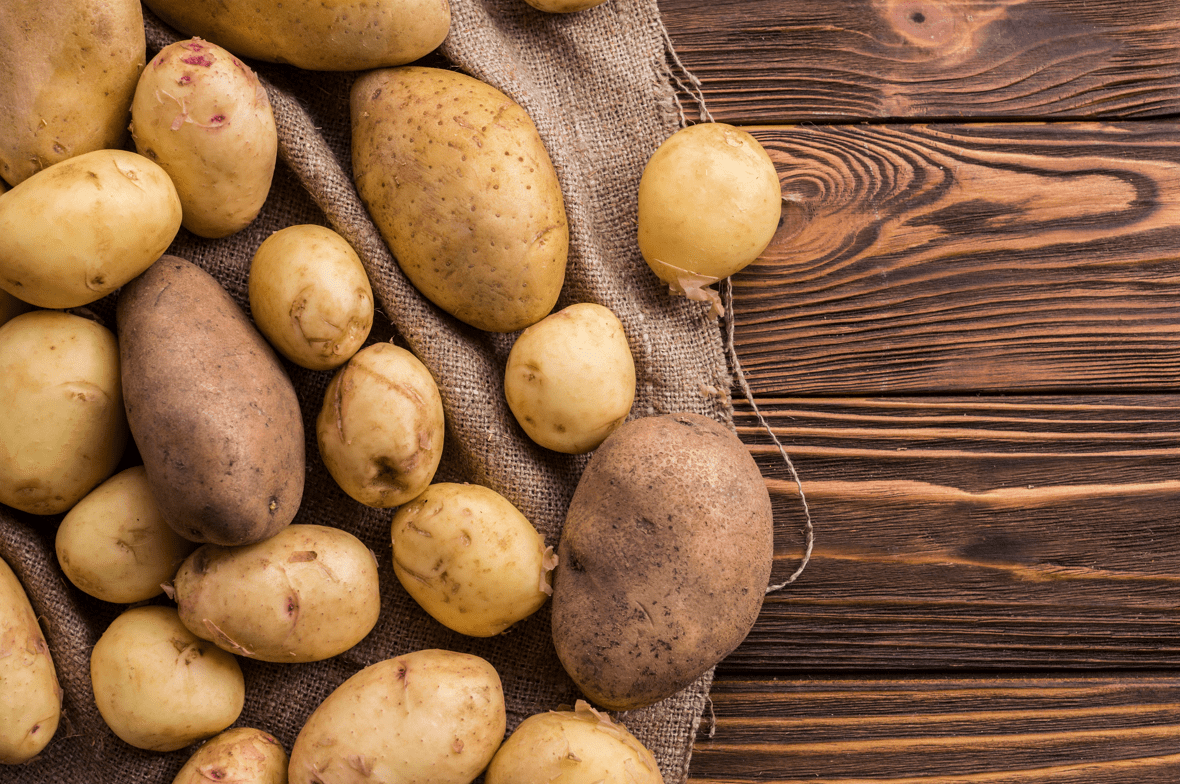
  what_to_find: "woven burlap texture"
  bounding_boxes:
[0,0,735,781]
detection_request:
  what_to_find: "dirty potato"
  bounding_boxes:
[0,555,61,765]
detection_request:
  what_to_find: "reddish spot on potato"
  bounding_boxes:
[209,114,227,125]
[178,74,192,85]
[181,54,213,67]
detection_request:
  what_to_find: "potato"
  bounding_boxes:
[130,38,277,239]
[504,303,636,454]
[117,255,305,546]
[173,524,381,662]
[55,465,197,604]
[392,483,555,637]
[316,342,444,509]
[551,413,774,711]
[0,149,182,308]
[142,0,449,71]
[0,310,127,515]
[288,649,505,784]
[351,66,569,333]
[0,0,145,185]
[637,123,780,315]
[0,555,61,765]
[249,224,374,370]
[90,605,245,752]
[172,727,287,784]
[485,701,663,784]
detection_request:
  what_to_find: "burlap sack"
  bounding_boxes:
[0,0,736,780]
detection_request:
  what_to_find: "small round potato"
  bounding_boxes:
[288,649,506,784]
[0,149,181,308]
[131,38,277,238]
[249,225,374,370]
[172,727,288,784]
[90,605,245,752]
[0,555,61,765]
[173,524,381,662]
[392,483,555,637]
[317,343,445,508]
[637,123,780,315]
[0,310,128,515]
[505,303,636,454]
[56,465,198,604]
[485,701,663,784]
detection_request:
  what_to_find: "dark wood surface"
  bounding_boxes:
[661,0,1180,780]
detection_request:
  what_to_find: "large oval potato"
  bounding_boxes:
[351,66,569,333]
[0,0,145,185]
[551,413,774,711]
[173,524,381,662]
[142,0,449,71]
[55,465,197,604]
[0,149,182,308]
[91,605,244,752]
[172,727,287,784]
[0,555,61,765]
[392,483,555,637]
[117,255,305,546]
[131,38,277,238]
[288,649,506,784]
[316,342,445,509]
[0,310,127,515]
[485,701,663,784]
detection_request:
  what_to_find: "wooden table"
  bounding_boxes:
[660,2,1180,781]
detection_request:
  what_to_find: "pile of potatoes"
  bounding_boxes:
[0,0,785,779]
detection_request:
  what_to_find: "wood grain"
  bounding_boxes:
[728,121,1180,395]
[690,675,1180,783]
[661,0,1180,123]
[729,396,1180,672]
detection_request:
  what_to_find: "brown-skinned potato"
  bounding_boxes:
[550,413,774,711]
[117,255,305,546]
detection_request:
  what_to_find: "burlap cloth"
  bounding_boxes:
[0,1,737,781]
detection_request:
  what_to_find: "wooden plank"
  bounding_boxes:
[730,121,1180,396]
[730,396,1180,671]
[661,0,1180,123]
[689,674,1180,783]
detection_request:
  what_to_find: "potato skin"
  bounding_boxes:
[172,727,287,784]
[131,38,277,238]
[0,555,61,765]
[0,310,128,515]
[551,413,774,711]
[117,255,305,546]
[288,649,506,784]
[0,0,145,185]
[0,149,182,309]
[173,524,381,663]
[142,0,450,71]
[351,66,569,333]
[90,605,244,752]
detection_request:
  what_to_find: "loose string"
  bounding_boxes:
[722,277,814,592]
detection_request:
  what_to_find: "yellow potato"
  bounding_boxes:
[316,343,445,508]
[0,149,181,308]
[637,123,780,315]
[351,66,569,333]
[131,38,277,238]
[90,605,244,752]
[288,649,505,784]
[172,727,287,784]
[173,524,381,663]
[142,0,449,71]
[504,303,636,454]
[392,483,555,637]
[0,0,145,185]
[249,225,374,370]
[485,701,663,784]
[0,310,127,515]
[55,466,197,604]
[0,555,61,765]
